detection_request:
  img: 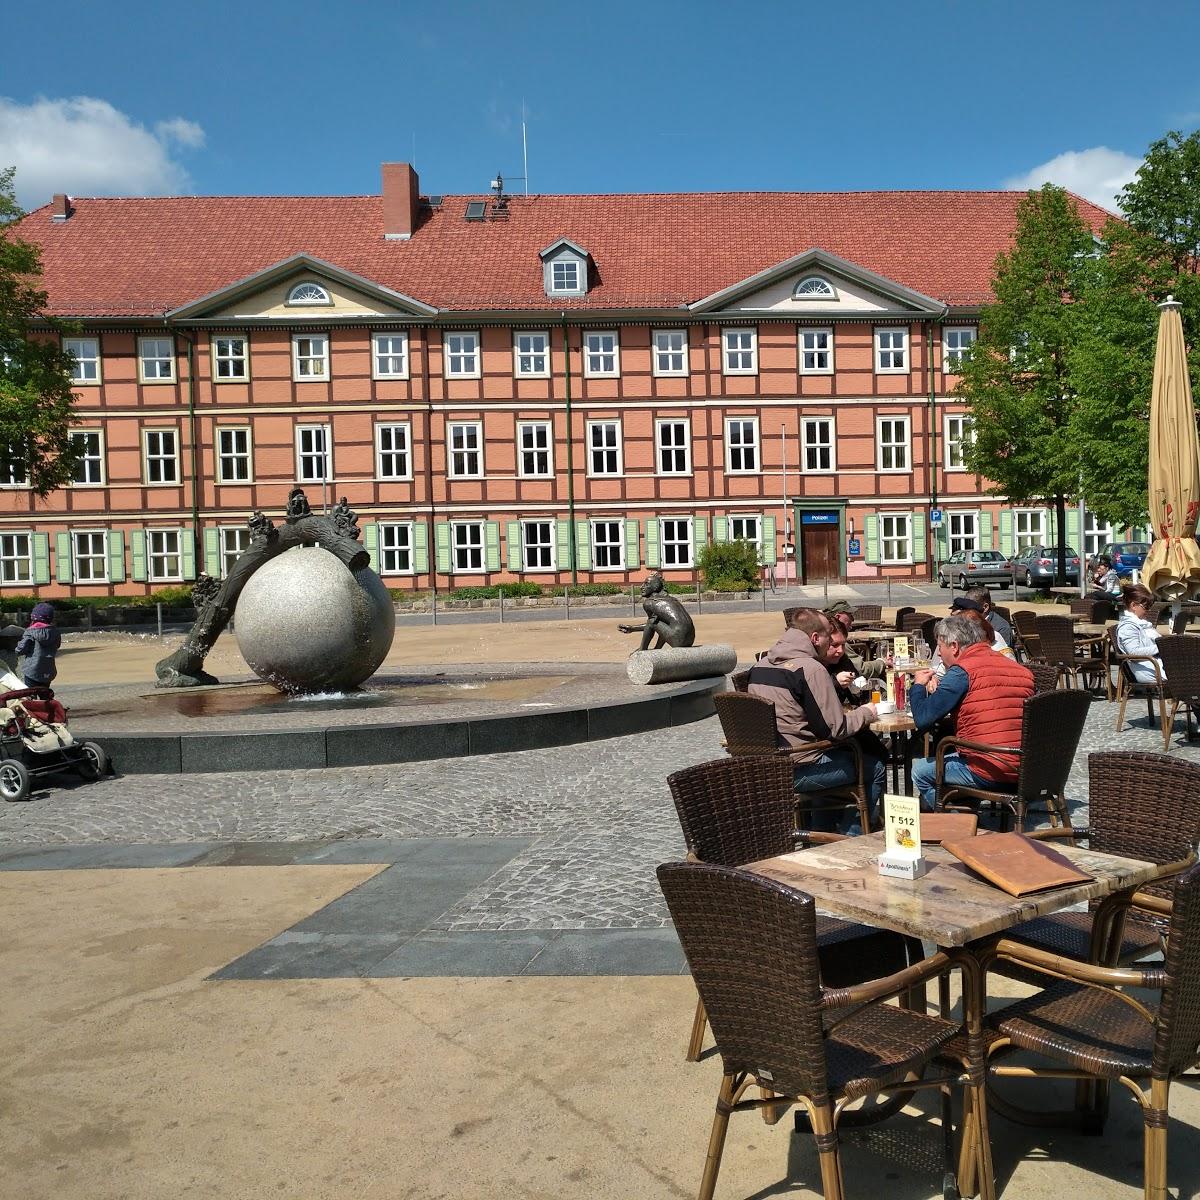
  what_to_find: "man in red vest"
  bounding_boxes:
[909,612,1034,809]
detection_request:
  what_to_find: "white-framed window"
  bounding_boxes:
[947,511,979,555]
[72,530,109,583]
[287,282,331,306]
[451,521,485,572]
[1014,509,1046,552]
[583,331,620,378]
[64,337,100,384]
[212,335,248,381]
[1084,512,1115,559]
[0,533,33,584]
[517,421,552,478]
[729,514,761,548]
[521,520,555,571]
[801,417,835,473]
[217,427,252,483]
[725,417,759,474]
[220,527,251,577]
[879,513,912,564]
[147,528,183,582]
[70,430,104,485]
[138,336,175,383]
[550,259,581,293]
[379,522,415,574]
[444,331,481,379]
[652,329,688,377]
[372,332,409,380]
[295,424,331,483]
[143,429,178,484]
[591,519,624,569]
[292,333,328,380]
[875,327,908,373]
[876,416,910,472]
[513,331,549,378]
[722,328,757,375]
[587,420,622,476]
[375,423,412,480]
[799,327,833,374]
[662,516,693,568]
[944,414,974,470]
[447,421,483,478]
[0,444,28,488]
[655,419,691,475]
[794,275,836,299]
[943,327,977,373]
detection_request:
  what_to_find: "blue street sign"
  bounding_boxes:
[929,507,944,528]
[847,537,862,557]
[801,511,839,525]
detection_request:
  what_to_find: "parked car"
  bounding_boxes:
[937,549,1013,588]
[1010,544,1080,587]
[1094,541,1151,578]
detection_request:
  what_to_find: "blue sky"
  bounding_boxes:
[4,0,1200,212]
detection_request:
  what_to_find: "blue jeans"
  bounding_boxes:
[794,749,886,833]
[911,753,993,811]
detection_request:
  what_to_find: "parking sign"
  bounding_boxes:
[929,507,944,528]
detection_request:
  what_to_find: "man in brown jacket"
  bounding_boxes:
[748,609,885,831]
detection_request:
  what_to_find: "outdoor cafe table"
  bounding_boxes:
[1049,586,1082,602]
[870,710,919,793]
[745,834,1162,1199]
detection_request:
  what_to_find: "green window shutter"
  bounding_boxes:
[413,521,429,573]
[203,526,221,577]
[180,531,196,581]
[692,518,708,562]
[624,518,640,570]
[999,509,1014,557]
[713,516,728,542]
[108,530,126,584]
[978,513,992,551]
[361,522,379,572]
[865,515,880,565]
[485,521,501,572]
[1066,507,1081,544]
[31,533,51,586]
[555,519,573,571]
[131,530,147,582]
[55,531,73,584]
[646,518,660,569]
[434,523,451,574]
[574,520,591,571]
[506,521,522,571]
[761,515,777,565]
[910,511,926,564]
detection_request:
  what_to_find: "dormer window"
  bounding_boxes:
[793,275,836,300]
[539,237,589,298]
[286,281,331,306]
[551,260,580,293]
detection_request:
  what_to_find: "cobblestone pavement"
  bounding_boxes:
[1,699,1194,933]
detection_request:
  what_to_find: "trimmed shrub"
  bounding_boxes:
[447,582,544,600]
[697,540,761,592]
[548,583,624,596]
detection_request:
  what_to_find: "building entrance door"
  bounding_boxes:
[800,518,840,582]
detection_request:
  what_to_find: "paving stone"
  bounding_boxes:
[371,930,553,977]
[0,843,212,871]
[210,932,410,980]
[520,929,687,976]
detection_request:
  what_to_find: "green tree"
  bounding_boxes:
[955,184,1095,581]
[0,167,80,495]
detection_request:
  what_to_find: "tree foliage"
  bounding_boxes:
[0,167,79,495]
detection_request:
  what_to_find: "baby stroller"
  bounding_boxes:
[0,682,108,802]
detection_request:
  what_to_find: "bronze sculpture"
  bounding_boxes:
[618,572,696,650]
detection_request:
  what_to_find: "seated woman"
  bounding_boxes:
[1087,555,1121,601]
[1116,582,1164,682]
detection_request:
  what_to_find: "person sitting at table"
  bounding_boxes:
[1116,582,1165,682]
[823,600,892,679]
[928,596,1009,677]
[748,608,884,831]
[1087,555,1121,600]
[908,613,1034,810]
[964,587,1014,648]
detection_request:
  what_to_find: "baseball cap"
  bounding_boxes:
[823,600,854,616]
[950,597,985,614]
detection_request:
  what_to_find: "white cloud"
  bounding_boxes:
[1003,146,1140,213]
[0,96,205,209]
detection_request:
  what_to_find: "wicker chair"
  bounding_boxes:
[1156,634,1200,750]
[984,862,1200,1199]
[712,693,872,833]
[1110,625,1170,742]
[781,606,819,629]
[851,603,882,624]
[894,605,916,630]
[658,860,989,1200]
[992,604,1012,625]
[1069,597,1116,624]
[1011,609,1042,663]
[1028,661,1061,695]
[900,610,936,635]
[1036,614,1105,690]
[729,668,751,694]
[935,688,1091,830]
[667,756,913,1064]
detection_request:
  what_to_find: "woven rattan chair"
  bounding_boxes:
[1028,661,1060,694]
[1069,597,1116,624]
[900,610,935,635]
[850,603,882,624]
[984,862,1200,1199]
[712,693,872,833]
[729,668,751,694]
[1036,614,1105,690]
[658,860,991,1200]
[667,756,913,1064]
[782,606,820,629]
[1156,635,1200,750]
[1110,625,1170,742]
[894,605,916,630]
[992,604,1012,624]
[1011,610,1042,663]
[935,688,1091,830]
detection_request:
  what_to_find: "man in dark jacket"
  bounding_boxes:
[964,587,1014,648]
[823,600,891,678]
[16,602,61,687]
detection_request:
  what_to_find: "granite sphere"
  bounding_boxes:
[234,546,395,693]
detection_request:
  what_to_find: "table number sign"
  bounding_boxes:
[879,793,928,880]
[893,635,911,665]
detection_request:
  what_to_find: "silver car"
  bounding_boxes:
[937,549,1013,589]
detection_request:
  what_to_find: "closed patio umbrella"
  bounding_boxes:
[1142,296,1200,600]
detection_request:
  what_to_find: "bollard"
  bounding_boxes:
[887,578,893,608]
[499,589,504,624]
[564,585,570,622]
[696,579,701,615]
[156,602,163,640]
[761,586,767,612]
[823,578,828,602]
[432,590,438,626]
[632,585,639,616]
[86,605,93,631]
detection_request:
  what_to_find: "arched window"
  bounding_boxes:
[286,281,331,306]
[793,275,836,300]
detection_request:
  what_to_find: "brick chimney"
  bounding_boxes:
[50,193,73,222]
[381,163,419,240]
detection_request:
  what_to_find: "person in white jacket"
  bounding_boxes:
[1116,583,1164,683]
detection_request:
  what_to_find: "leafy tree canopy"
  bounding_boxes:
[0,167,80,495]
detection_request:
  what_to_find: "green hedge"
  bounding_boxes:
[447,582,544,600]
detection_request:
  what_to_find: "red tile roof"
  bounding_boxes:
[17,189,1115,318]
